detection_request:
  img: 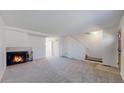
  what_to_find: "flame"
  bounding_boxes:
[13,55,23,63]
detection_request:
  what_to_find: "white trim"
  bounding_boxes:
[4,26,53,37]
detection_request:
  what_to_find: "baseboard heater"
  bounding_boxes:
[85,55,102,63]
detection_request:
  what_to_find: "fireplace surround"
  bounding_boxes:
[7,51,33,66]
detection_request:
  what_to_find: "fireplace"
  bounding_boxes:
[7,51,33,66]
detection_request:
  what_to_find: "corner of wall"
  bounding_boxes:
[121,72,124,81]
[0,67,6,81]
[0,15,6,81]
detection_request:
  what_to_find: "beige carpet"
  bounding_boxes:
[95,64,119,75]
[0,57,123,83]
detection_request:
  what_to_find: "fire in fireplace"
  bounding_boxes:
[13,55,24,63]
[7,51,33,66]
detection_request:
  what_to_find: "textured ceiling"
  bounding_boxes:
[0,10,123,35]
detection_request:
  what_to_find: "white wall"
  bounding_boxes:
[5,30,29,47]
[5,29,46,60]
[29,34,45,60]
[61,36,86,60]
[0,16,6,80]
[53,38,60,57]
[119,13,124,80]
[59,37,65,57]
[103,28,118,67]
[60,29,118,67]
[74,31,103,58]
[60,36,68,57]
[60,31,103,60]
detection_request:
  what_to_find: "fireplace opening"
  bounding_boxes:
[13,55,25,63]
[7,51,33,66]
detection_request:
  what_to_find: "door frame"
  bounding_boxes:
[117,29,121,71]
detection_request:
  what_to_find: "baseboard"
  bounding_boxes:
[62,56,84,61]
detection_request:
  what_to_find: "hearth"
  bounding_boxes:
[7,51,33,66]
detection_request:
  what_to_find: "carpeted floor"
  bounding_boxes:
[0,57,123,83]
